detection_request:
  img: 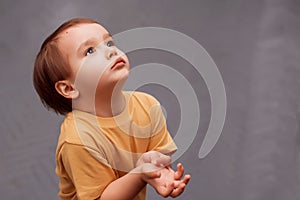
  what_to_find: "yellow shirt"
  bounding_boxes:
[55,91,177,200]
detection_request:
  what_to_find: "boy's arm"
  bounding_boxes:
[59,143,163,200]
[99,163,160,200]
[98,172,146,200]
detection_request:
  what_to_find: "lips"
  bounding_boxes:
[111,57,126,70]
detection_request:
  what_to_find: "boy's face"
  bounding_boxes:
[57,23,130,94]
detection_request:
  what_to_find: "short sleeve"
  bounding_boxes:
[57,143,117,200]
[147,98,177,155]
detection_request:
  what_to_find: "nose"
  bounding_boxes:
[106,47,118,59]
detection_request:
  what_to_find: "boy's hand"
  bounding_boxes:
[136,151,171,167]
[146,166,175,197]
[169,163,191,197]
[136,151,191,197]
[148,163,191,198]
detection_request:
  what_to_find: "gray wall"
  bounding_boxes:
[1,0,300,199]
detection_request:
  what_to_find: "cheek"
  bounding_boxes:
[74,53,112,91]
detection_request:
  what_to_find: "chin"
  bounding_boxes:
[100,69,129,90]
[113,68,130,82]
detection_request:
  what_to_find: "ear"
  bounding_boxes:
[55,80,79,99]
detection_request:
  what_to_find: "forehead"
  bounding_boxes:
[57,23,109,50]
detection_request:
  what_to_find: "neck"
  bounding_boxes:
[94,89,125,117]
[72,81,127,117]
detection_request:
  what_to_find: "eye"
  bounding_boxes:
[85,47,96,56]
[107,40,115,47]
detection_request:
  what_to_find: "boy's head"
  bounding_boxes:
[33,18,129,115]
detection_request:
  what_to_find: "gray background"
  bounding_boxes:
[1,0,300,199]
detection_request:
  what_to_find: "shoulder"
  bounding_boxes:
[125,91,161,107]
[58,113,82,145]
[56,112,109,165]
[56,111,100,153]
[56,113,82,156]
[124,91,165,126]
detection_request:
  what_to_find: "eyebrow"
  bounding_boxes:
[77,33,112,55]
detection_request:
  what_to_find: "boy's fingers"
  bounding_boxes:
[174,163,184,180]
[140,163,162,179]
[170,183,186,197]
[173,180,182,188]
[146,170,161,179]
[141,151,154,163]
[182,174,191,185]
[157,183,174,198]
[152,154,171,167]
[140,151,171,167]
[139,151,158,163]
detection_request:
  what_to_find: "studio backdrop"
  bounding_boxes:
[0,0,299,199]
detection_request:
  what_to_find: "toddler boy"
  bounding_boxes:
[33,18,190,200]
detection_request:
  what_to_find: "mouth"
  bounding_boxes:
[111,57,126,70]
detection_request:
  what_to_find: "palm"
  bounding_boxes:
[148,167,175,197]
[136,151,191,197]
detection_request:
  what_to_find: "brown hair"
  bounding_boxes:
[33,18,99,115]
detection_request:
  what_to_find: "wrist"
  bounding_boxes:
[130,165,148,184]
[132,163,161,183]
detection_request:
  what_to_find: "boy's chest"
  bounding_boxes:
[97,125,151,172]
